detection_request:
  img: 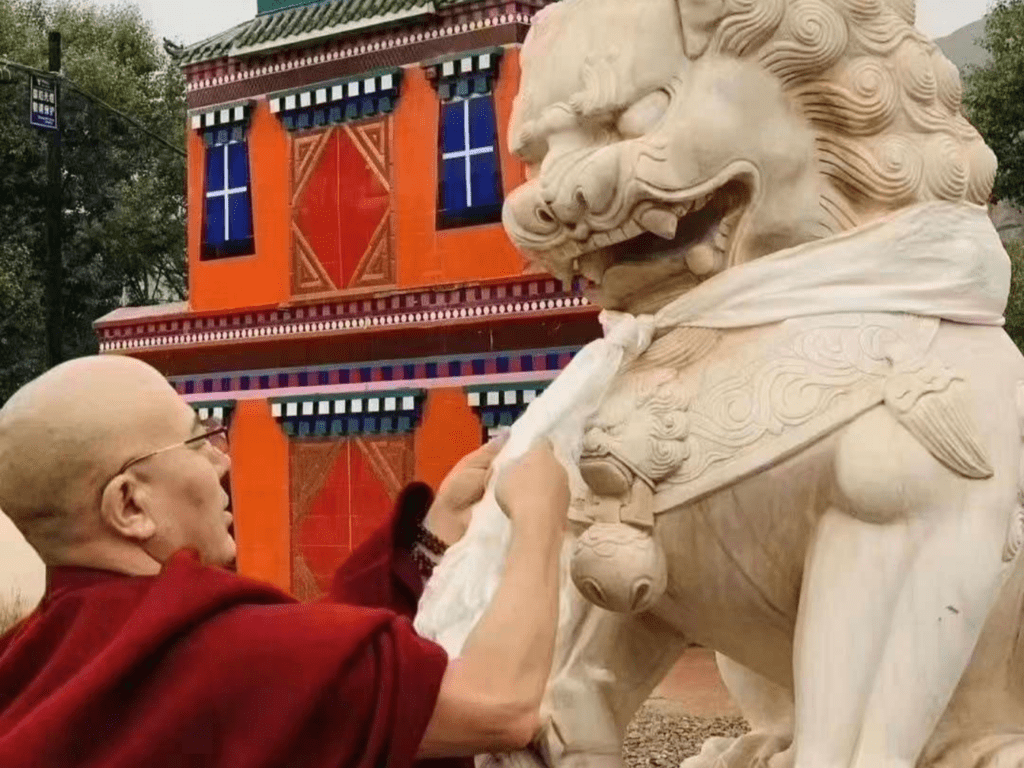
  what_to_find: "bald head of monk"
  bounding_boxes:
[0,356,234,574]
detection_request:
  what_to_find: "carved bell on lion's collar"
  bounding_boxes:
[571,522,668,614]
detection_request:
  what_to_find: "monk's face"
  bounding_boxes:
[123,396,236,567]
[0,356,236,572]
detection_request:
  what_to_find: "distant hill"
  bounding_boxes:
[934,18,990,72]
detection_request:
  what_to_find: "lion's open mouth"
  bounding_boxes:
[553,169,755,293]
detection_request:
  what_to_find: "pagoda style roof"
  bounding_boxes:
[178,0,480,66]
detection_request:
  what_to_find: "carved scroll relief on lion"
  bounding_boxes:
[416,1,1024,767]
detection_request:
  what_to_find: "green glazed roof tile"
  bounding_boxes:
[179,0,483,65]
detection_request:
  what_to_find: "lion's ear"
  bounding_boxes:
[675,0,728,59]
[885,0,916,25]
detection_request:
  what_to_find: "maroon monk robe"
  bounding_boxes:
[0,543,447,767]
[331,483,475,768]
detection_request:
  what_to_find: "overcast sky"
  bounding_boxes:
[111,0,992,47]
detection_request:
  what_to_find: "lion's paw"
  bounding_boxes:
[681,732,792,768]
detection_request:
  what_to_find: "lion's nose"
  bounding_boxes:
[503,148,622,250]
[502,180,563,249]
[545,149,619,222]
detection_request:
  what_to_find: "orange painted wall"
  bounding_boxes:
[230,399,291,592]
[415,388,484,489]
[394,48,528,287]
[188,101,292,313]
[187,47,529,308]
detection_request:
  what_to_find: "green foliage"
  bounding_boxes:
[0,0,186,403]
[1004,241,1024,351]
[962,0,1024,206]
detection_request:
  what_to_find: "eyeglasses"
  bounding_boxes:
[115,418,230,477]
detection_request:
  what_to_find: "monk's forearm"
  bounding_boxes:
[458,511,563,726]
[418,441,571,759]
[417,510,563,758]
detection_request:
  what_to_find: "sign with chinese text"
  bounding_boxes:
[30,75,57,130]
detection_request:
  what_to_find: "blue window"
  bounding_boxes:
[202,138,255,259]
[438,94,503,228]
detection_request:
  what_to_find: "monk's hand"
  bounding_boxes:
[495,440,570,530]
[422,432,509,546]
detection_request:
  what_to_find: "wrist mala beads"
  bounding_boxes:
[411,524,448,580]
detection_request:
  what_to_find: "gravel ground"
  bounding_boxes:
[622,702,748,768]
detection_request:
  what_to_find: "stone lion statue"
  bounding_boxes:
[421,1,1024,767]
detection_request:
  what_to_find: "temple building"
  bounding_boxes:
[93,0,598,599]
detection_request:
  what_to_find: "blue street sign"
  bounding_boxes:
[30,75,57,130]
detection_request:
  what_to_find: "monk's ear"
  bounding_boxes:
[99,475,157,542]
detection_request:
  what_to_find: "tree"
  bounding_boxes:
[962,0,1024,206]
[1005,241,1024,350]
[0,0,186,403]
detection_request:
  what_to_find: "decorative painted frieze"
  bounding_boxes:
[270,390,425,436]
[171,348,578,400]
[424,47,502,100]
[465,381,549,433]
[95,277,593,352]
[269,69,401,130]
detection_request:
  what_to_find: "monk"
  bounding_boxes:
[0,355,569,768]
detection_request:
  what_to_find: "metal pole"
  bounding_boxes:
[44,31,62,367]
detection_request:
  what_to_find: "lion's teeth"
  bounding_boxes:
[714,228,729,252]
[638,208,679,241]
[592,231,613,248]
[622,220,644,238]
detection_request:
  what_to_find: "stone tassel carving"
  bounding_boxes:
[883,362,994,481]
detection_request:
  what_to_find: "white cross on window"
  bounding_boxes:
[206,141,247,242]
[441,97,494,207]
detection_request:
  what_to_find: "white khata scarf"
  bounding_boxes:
[414,201,1011,655]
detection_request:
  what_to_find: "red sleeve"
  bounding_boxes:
[0,553,449,768]
[329,483,434,617]
[163,604,448,768]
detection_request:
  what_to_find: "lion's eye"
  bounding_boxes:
[616,90,670,139]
